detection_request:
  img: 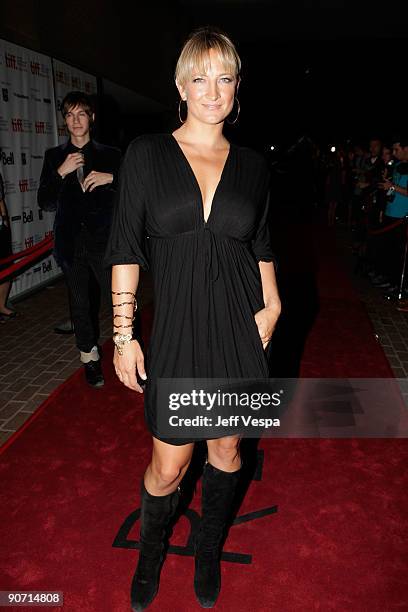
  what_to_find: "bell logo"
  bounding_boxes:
[35,121,45,134]
[42,260,52,273]
[25,236,34,249]
[23,210,33,223]
[30,61,40,76]
[19,179,29,193]
[5,53,17,69]
[1,151,14,165]
[11,118,23,132]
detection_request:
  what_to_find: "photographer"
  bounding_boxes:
[376,137,408,302]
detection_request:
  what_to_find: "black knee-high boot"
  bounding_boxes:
[131,480,181,611]
[194,461,242,608]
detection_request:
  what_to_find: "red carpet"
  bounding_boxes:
[1,222,408,611]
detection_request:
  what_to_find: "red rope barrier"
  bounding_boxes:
[368,218,406,236]
[0,234,53,266]
[0,239,54,283]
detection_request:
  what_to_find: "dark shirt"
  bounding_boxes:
[366,155,384,191]
[37,139,121,267]
[0,172,4,201]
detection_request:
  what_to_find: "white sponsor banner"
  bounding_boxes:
[0,38,59,297]
[52,59,97,144]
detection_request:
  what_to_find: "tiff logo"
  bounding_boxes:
[11,118,23,132]
[25,236,34,249]
[35,121,45,134]
[5,53,17,69]
[44,230,54,239]
[30,61,40,75]
[19,179,29,192]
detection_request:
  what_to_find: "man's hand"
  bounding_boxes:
[57,152,84,178]
[113,339,147,392]
[378,179,393,191]
[83,171,113,192]
[255,304,281,350]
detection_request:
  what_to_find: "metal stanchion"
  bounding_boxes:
[397,216,408,301]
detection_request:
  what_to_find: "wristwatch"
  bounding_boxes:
[112,332,134,355]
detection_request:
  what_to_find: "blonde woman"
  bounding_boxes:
[104,26,281,611]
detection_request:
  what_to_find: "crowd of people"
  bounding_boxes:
[320,137,408,310]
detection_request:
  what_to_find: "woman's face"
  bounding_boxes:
[177,47,239,125]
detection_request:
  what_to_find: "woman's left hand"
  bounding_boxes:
[254,304,281,350]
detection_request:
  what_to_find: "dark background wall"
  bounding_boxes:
[2,1,407,149]
[1,1,187,105]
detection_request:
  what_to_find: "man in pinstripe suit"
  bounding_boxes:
[38,91,121,387]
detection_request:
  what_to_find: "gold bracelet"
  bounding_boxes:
[112,332,134,355]
[112,301,136,307]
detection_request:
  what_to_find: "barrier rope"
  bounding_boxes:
[368,217,406,236]
[0,234,53,266]
[0,237,54,283]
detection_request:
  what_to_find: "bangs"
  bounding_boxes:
[175,28,241,86]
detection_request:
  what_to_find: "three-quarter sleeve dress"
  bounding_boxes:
[104,133,276,445]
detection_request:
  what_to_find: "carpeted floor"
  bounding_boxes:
[1,219,407,611]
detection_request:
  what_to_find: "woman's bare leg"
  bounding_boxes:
[206,434,242,471]
[0,281,12,314]
[144,436,195,496]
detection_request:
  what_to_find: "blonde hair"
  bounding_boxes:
[174,26,241,87]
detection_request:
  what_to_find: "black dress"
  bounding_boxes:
[104,133,276,445]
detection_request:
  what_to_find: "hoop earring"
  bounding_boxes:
[226,96,240,125]
[178,99,187,124]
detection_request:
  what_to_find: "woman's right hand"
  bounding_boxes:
[113,339,147,393]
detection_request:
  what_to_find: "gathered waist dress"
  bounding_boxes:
[104,133,276,445]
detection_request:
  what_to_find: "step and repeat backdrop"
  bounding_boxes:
[0,38,97,298]
[53,59,97,145]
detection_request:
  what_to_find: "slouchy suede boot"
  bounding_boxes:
[131,481,181,611]
[194,461,242,608]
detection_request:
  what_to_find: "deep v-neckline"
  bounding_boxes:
[170,133,232,224]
